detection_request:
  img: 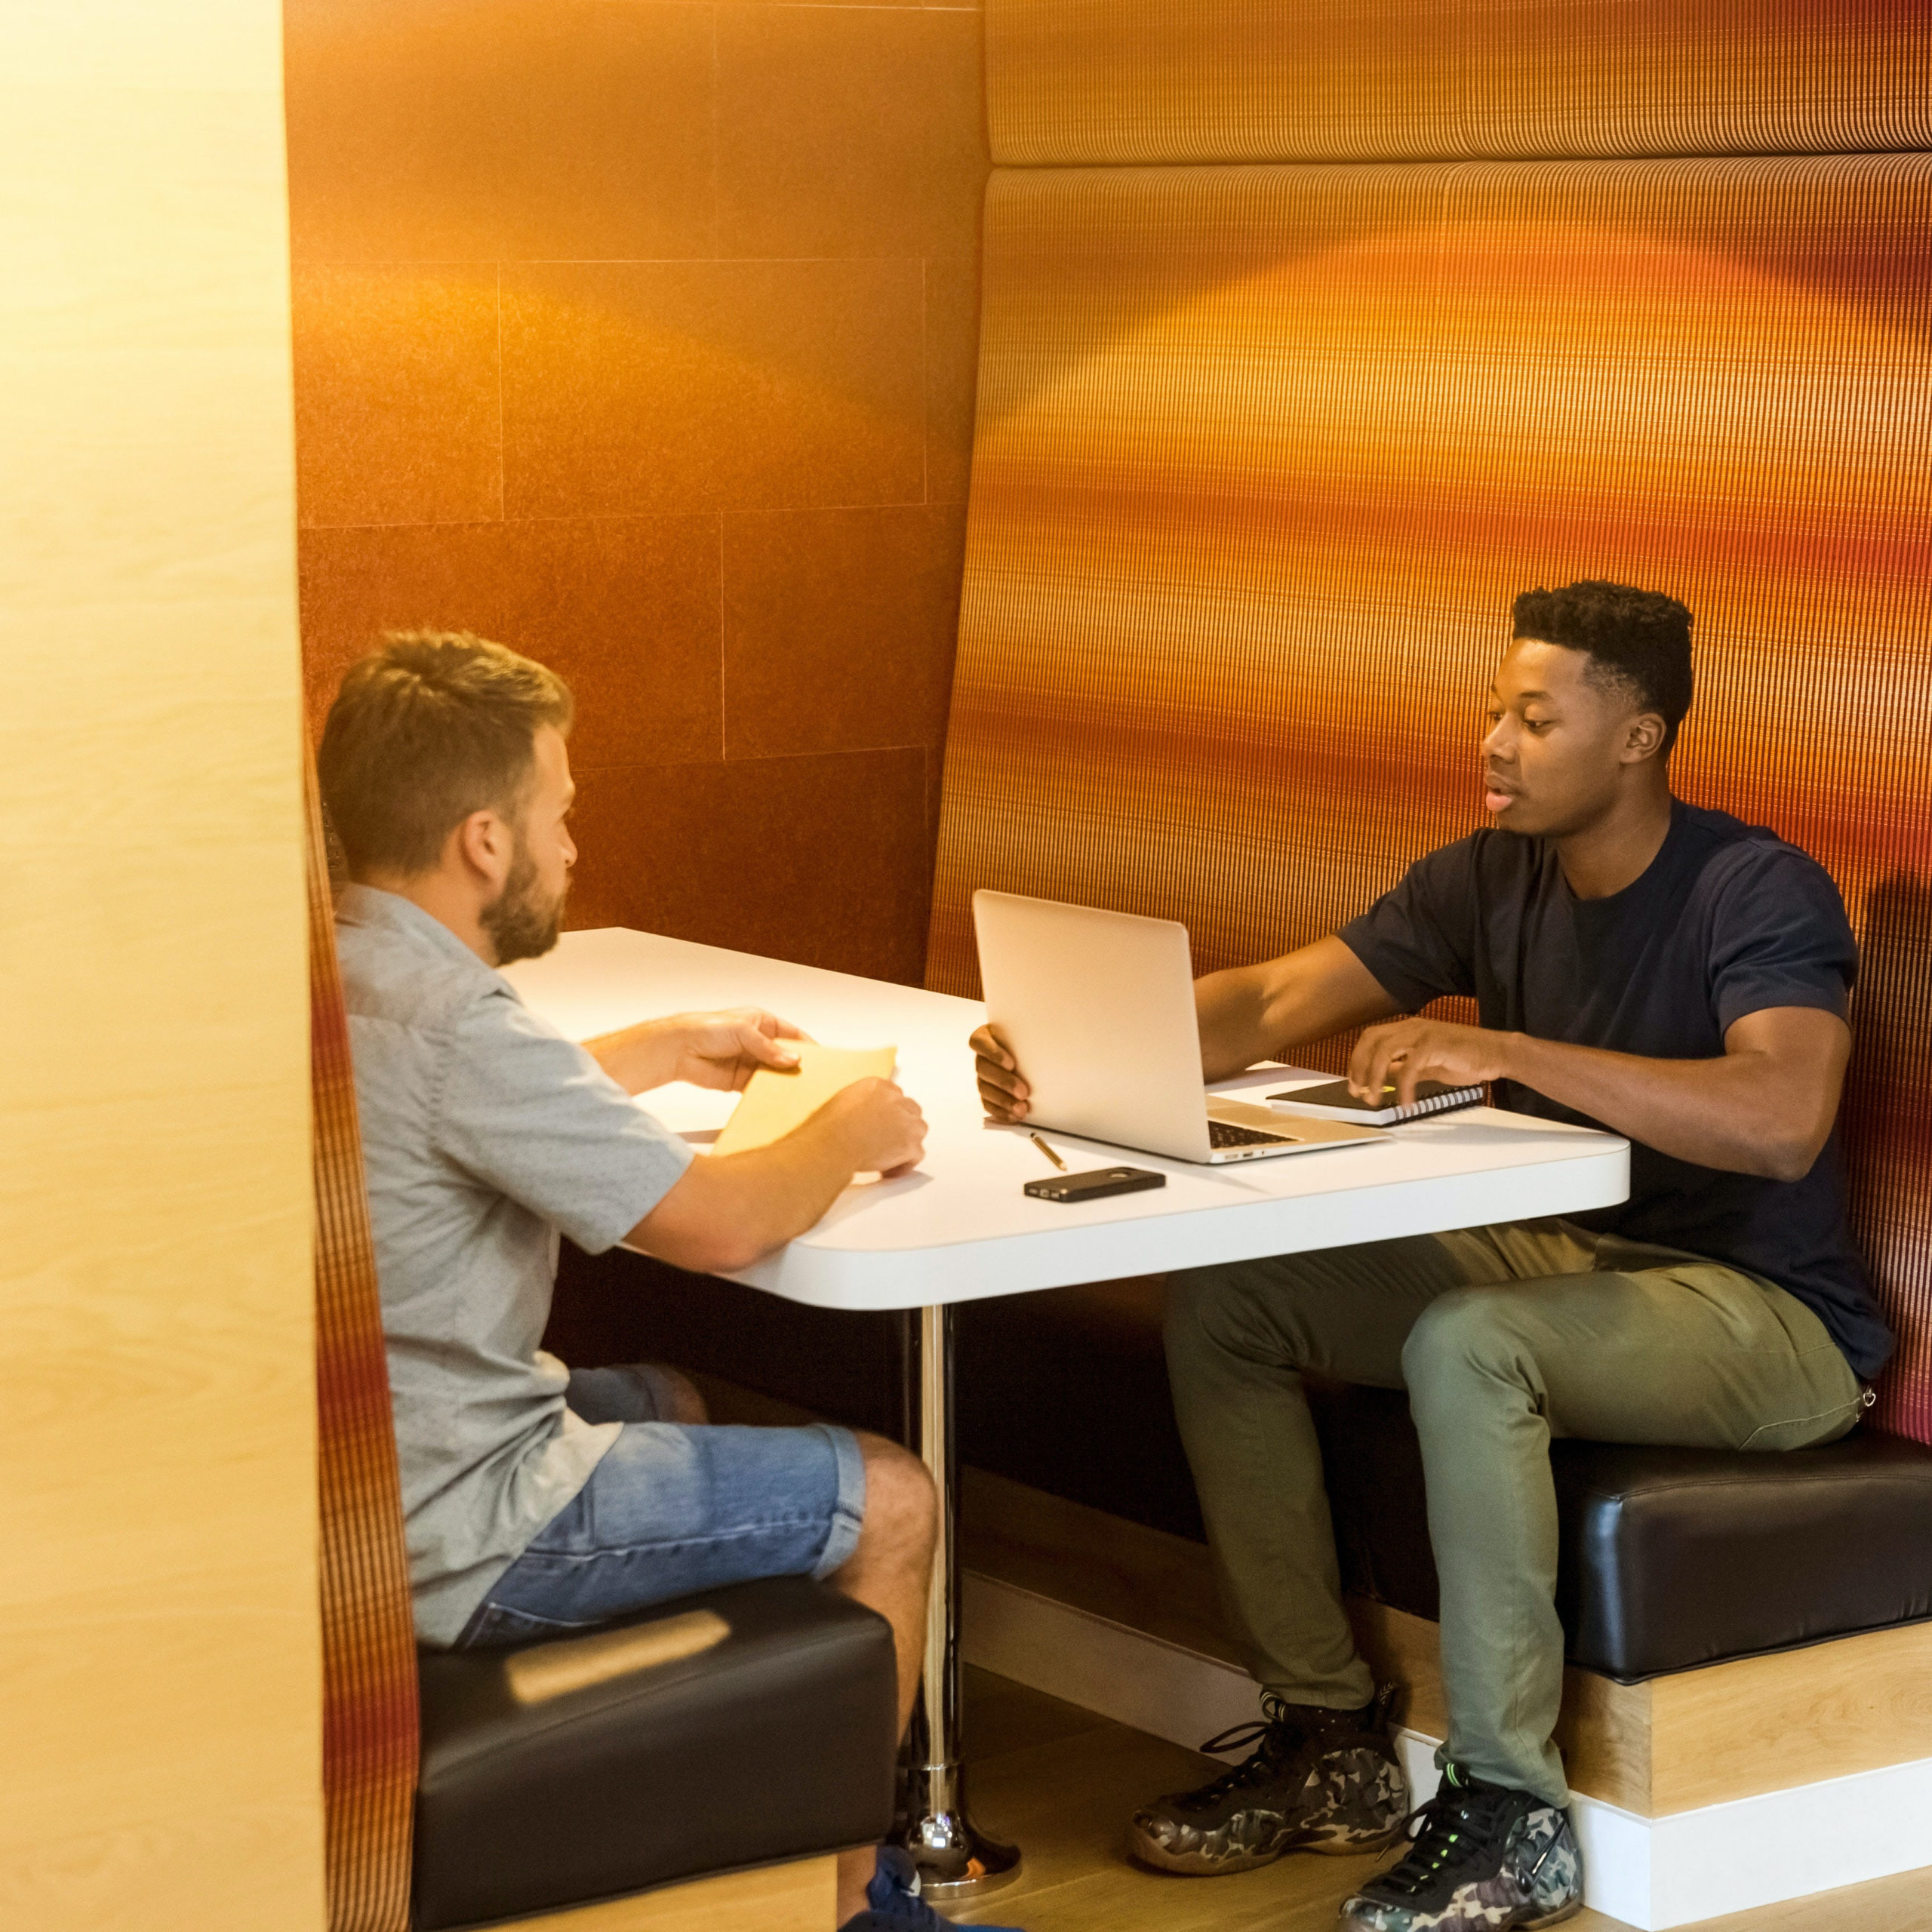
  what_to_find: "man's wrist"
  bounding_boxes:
[1494,1030,1531,1087]
[797,1090,863,1174]
[598,1018,683,1092]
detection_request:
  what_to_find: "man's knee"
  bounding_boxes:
[1165,1264,1265,1361]
[1401,1286,1533,1396]
[657,1366,708,1426]
[851,1432,937,1559]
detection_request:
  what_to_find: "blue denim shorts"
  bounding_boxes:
[457,1364,867,1649]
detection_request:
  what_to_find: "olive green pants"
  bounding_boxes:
[1164,1220,1865,1805]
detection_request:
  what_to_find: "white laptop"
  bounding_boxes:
[971,890,1381,1166]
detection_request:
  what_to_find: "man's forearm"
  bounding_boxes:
[625,1109,864,1274]
[584,1019,684,1094]
[1195,964,1281,1081]
[1500,1033,1818,1181]
[710,1126,865,1263]
[1197,939,1399,1081]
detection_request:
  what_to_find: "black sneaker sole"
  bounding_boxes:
[1131,1820,1403,1876]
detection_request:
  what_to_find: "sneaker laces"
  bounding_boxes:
[1374,1769,1521,1900]
[1176,1693,1311,1810]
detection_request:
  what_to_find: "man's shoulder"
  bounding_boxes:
[1675,804,1847,914]
[335,888,511,1038]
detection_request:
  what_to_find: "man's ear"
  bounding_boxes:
[451,808,514,888]
[1621,712,1668,764]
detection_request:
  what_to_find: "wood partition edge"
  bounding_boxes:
[0,3,321,1927]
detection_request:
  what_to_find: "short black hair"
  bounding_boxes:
[1510,580,1694,755]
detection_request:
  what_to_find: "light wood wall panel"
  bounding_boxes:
[0,7,321,1929]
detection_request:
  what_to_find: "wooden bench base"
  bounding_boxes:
[503,1857,836,1932]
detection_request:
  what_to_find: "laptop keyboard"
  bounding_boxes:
[1209,1118,1290,1148]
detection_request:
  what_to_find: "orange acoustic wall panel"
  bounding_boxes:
[285,0,989,987]
[930,156,1932,1436]
[989,0,1932,165]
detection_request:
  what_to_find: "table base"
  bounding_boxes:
[895,1306,1024,1901]
[904,1761,1021,1900]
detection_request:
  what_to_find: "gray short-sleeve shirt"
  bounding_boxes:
[335,886,694,1644]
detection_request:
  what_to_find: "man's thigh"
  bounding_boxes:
[1403,1260,1864,1449]
[1167,1232,1473,1387]
[460,1420,866,1647]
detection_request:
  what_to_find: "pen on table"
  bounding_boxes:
[1029,1132,1068,1172]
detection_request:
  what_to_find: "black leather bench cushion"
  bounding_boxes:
[414,1576,898,1930]
[954,1278,1932,1682]
[1550,1429,1932,1678]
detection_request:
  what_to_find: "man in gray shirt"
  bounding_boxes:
[321,632,1008,1932]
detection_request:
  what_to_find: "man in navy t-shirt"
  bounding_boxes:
[971,580,1889,1932]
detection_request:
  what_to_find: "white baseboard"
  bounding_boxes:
[962,1571,1932,1929]
[963,1567,1261,1746]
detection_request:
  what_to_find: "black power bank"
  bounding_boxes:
[1023,1166,1167,1204]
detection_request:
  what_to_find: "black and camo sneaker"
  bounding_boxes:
[1340,1761,1583,1930]
[1131,1687,1407,1875]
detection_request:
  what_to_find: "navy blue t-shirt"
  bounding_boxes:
[1337,800,1891,1381]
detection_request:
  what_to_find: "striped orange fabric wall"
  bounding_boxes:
[989,0,1932,165]
[307,755,418,1932]
[932,11,1932,1441]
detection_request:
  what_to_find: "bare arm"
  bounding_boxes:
[1347,1005,1850,1183]
[623,1077,927,1275]
[586,1008,806,1096]
[971,934,1398,1119]
[1195,935,1402,1081]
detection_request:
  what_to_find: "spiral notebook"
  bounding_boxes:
[1267,1077,1483,1128]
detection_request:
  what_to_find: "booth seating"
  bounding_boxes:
[411,1580,896,1930]
[306,768,897,1932]
[952,1278,1932,1684]
[547,1255,1932,1734]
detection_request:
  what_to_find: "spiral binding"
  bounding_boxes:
[1391,1085,1483,1123]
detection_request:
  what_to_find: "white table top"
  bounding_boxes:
[505,928,1629,1312]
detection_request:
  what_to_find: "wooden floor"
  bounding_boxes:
[949,1667,1932,1932]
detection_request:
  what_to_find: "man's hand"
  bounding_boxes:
[1348,1017,1515,1109]
[587,1008,807,1095]
[819,1076,928,1177]
[626,1072,927,1273]
[664,1008,808,1092]
[969,1023,1030,1122]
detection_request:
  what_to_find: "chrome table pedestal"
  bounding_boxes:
[898,1304,1021,1901]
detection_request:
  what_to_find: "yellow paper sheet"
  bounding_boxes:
[709,1041,898,1157]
